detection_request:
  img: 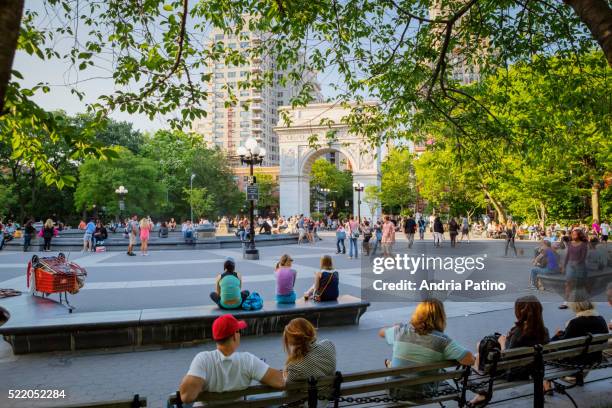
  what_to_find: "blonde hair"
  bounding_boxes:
[410,299,446,335]
[279,254,293,267]
[320,255,333,270]
[44,219,54,229]
[283,318,317,365]
[569,300,594,313]
[140,218,149,229]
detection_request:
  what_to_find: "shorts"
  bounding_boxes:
[83,233,92,242]
[565,262,586,281]
[602,235,608,242]
[129,234,137,245]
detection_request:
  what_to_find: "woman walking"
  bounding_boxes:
[139,217,152,256]
[335,222,346,254]
[448,217,459,248]
[347,216,360,259]
[41,219,57,251]
[504,221,518,257]
[433,216,444,247]
[559,229,588,309]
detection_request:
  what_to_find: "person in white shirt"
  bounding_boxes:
[600,220,609,243]
[179,314,284,403]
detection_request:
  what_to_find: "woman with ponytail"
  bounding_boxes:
[282,318,336,383]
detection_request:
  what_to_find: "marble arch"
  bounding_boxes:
[274,103,382,218]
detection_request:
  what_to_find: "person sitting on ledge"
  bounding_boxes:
[182,220,194,242]
[304,255,339,302]
[158,221,169,238]
[379,299,475,401]
[529,240,559,289]
[275,254,297,304]
[283,318,336,385]
[210,257,250,310]
[179,314,284,403]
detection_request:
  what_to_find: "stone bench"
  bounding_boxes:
[0,295,369,354]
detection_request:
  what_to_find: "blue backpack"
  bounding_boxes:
[242,292,263,310]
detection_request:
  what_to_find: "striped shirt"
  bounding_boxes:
[286,339,336,383]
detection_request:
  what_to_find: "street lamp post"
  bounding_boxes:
[320,188,330,215]
[237,137,266,260]
[353,182,365,222]
[190,173,196,222]
[115,185,128,223]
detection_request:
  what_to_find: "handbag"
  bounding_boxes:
[314,271,337,302]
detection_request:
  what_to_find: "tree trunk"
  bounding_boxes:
[484,190,507,224]
[591,182,600,222]
[0,0,25,114]
[539,201,546,229]
[564,0,612,66]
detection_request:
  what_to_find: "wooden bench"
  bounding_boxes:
[167,333,612,408]
[63,394,146,407]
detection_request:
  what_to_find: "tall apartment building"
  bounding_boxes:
[191,28,322,166]
[429,2,484,85]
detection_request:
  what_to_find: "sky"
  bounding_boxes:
[12,1,343,134]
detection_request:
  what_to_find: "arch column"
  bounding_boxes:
[279,174,310,217]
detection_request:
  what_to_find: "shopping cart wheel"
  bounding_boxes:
[57,252,66,262]
[31,255,39,267]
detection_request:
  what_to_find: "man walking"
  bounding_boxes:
[126,215,139,256]
[382,216,395,257]
[179,314,284,403]
[403,214,417,249]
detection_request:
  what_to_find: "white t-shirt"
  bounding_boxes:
[601,223,609,235]
[187,350,269,392]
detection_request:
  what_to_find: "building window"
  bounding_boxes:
[215,34,224,41]
[215,72,224,79]
[240,111,250,119]
[240,71,248,77]
[228,43,237,49]
[240,41,249,48]
[227,71,236,78]
[215,63,224,69]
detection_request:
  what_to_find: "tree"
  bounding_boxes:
[380,149,416,214]
[415,51,611,224]
[73,149,165,218]
[183,187,216,220]
[4,0,612,186]
[0,183,16,218]
[363,185,382,220]
[309,158,352,208]
[252,173,279,214]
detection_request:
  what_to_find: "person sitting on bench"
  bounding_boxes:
[472,295,550,405]
[303,255,339,302]
[275,254,297,304]
[210,257,250,310]
[379,299,475,401]
[158,221,169,238]
[182,220,194,242]
[179,314,284,403]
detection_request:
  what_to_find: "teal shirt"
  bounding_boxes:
[219,273,242,309]
[384,324,468,398]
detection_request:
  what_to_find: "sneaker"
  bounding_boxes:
[558,303,568,310]
[128,252,136,256]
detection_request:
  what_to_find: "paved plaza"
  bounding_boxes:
[0,234,611,407]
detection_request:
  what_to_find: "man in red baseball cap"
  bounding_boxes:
[179,314,284,403]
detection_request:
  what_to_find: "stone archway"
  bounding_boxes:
[274,103,382,218]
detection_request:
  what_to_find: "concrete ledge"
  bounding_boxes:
[538,269,612,297]
[2,233,298,251]
[0,295,369,354]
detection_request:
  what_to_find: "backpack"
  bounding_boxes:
[242,292,263,310]
[477,333,502,372]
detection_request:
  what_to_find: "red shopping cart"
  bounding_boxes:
[26,253,87,312]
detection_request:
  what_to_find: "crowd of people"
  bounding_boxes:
[178,291,612,405]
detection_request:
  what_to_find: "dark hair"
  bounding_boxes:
[224,260,235,273]
[514,295,547,344]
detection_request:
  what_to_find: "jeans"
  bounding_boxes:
[276,291,296,304]
[371,239,381,256]
[505,237,517,256]
[530,267,557,286]
[43,237,52,251]
[406,233,415,248]
[23,233,32,252]
[419,229,425,240]
[0,234,4,250]
[238,230,247,241]
[349,237,358,258]
[336,238,346,253]
[433,232,443,246]
[450,232,457,247]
